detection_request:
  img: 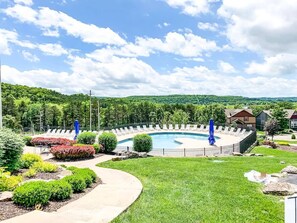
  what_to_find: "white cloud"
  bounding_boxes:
[218,0,297,55]
[0,29,18,55]
[164,0,210,16]
[158,22,171,28]
[4,5,126,46]
[246,54,297,76]
[135,32,218,57]
[38,43,68,56]
[198,22,218,32]
[22,51,39,62]
[218,60,236,73]
[218,0,297,77]
[14,0,33,6]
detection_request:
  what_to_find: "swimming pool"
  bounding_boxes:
[117,132,219,149]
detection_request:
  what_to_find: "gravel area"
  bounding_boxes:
[18,168,63,181]
[0,179,101,221]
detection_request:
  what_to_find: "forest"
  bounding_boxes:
[2,83,297,132]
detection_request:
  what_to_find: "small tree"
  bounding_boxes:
[264,119,279,141]
[271,107,288,130]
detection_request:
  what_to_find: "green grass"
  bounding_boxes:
[98,147,297,223]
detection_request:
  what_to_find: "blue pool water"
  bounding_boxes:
[117,132,219,149]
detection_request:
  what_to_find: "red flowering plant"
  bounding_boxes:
[31,137,76,147]
[50,145,95,160]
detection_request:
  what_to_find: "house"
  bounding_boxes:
[224,109,256,128]
[256,109,297,130]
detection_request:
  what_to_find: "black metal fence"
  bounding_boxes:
[116,143,240,157]
[239,130,257,153]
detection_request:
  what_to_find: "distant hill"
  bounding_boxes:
[2,83,297,105]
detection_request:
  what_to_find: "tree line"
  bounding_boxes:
[1,83,296,132]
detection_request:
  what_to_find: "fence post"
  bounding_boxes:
[220,146,222,154]
[162,148,164,156]
[204,147,206,156]
[184,148,186,157]
[233,144,235,152]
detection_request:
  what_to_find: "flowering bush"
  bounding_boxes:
[31,137,75,147]
[50,145,95,160]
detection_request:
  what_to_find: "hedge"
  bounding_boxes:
[133,134,153,152]
[19,153,42,169]
[31,137,75,147]
[0,128,24,171]
[48,180,72,201]
[77,132,97,145]
[98,132,117,153]
[50,145,95,160]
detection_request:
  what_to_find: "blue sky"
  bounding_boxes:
[1,0,297,97]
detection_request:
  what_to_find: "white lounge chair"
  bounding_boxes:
[142,125,148,131]
[54,129,62,136]
[136,126,143,132]
[149,125,154,131]
[49,129,57,136]
[223,126,229,134]
[233,128,242,135]
[180,124,185,130]
[115,129,122,136]
[155,125,161,131]
[129,126,135,133]
[228,127,235,134]
[191,124,197,131]
[198,125,204,131]
[185,124,191,131]
[124,127,129,133]
[204,125,210,132]
[174,124,179,130]
[163,124,168,130]
[169,124,173,130]
[111,129,117,135]
[45,129,52,136]
[119,128,126,135]
[240,129,246,135]
[217,126,223,132]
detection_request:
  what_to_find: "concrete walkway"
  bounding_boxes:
[3,155,143,223]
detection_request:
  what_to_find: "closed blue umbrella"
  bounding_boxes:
[74,120,80,140]
[208,119,216,145]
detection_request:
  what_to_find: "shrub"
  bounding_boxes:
[68,167,97,184]
[63,175,86,193]
[13,181,51,207]
[292,134,296,140]
[50,145,95,160]
[133,134,153,152]
[93,144,100,153]
[19,153,42,168]
[262,140,278,149]
[98,132,117,153]
[23,168,37,178]
[31,162,58,173]
[0,128,24,171]
[31,137,75,147]
[0,168,23,191]
[48,180,72,201]
[77,132,97,145]
[23,136,33,146]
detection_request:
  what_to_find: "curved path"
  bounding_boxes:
[3,155,143,223]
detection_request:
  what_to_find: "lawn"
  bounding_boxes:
[274,140,297,145]
[98,147,297,223]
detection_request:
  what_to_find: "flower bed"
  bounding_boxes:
[31,137,75,147]
[50,145,95,160]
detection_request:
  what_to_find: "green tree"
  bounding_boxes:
[271,107,288,130]
[170,110,189,125]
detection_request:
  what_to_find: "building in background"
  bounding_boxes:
[225,109,256,128]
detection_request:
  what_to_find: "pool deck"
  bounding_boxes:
[117,130,241,148]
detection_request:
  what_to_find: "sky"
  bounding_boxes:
[0,0,297,97]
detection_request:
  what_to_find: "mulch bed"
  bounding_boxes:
[18,168,63,181]
[277,145,297,153]
[0,179,101,221]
